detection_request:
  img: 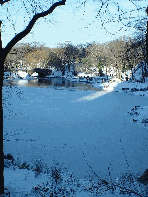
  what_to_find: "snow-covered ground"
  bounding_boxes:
[3,78,148,196]
[93,78,148,97]
[93,78,148,130]
[3,160,147,196]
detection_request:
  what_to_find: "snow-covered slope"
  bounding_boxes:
[132,61,148,82]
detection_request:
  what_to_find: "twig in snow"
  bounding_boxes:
[82,149,143,197]
[120,138,131,174]
[82,150,108,185]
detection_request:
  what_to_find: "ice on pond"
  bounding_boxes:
[3,78,148,196]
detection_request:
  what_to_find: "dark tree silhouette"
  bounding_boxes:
[146,7,148,64]
[1,0,66,194]
[0,0,66,81]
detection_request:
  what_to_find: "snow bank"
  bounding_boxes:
[31,72,38,78]
[132,61,148,82]
[92,77,148,97]
[115,81,148,97]
[128,106,148,129]
[78,72,91,78]
[4,167,46,195]
[4,161,147,197]
[92,78,122,92]
[18,71,30,79]
[92,78,148,129]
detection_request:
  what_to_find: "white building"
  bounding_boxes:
[51,70,62,78]
[102,66,117,77]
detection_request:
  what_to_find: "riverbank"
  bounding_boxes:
[3,79,148,196]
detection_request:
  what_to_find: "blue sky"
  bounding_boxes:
[1,0,147,48]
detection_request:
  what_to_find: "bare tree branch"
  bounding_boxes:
[0,0,10,6]
[3,0,66,56]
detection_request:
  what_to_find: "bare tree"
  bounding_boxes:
[47,49,63,71]
[0,0,66,82]
[1,1,66,194]
[4,42,46,71]
[97,1,147,65]
[56,42,79,72]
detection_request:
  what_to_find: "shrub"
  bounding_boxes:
[138,169,148,185]
[51,166,62,184]
[19,162,30,170]
[4,153,14,163]
[33,161,43,178]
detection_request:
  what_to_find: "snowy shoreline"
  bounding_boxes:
[3,78,148,196]
[3,156,148,197]
[92,78,148,130]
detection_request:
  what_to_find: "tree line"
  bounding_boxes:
[1,0,147,194]
[4,33,146,78]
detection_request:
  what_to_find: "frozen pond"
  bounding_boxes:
[3,79,148,181]
[3,78,100,91]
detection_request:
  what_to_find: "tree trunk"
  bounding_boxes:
[0,52,4,195]
[0,20,7,195]
[131,66,134,81]
[146,21,148,77]
[0,1,67,194]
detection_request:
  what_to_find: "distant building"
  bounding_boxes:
[64,63,77,76]
[102,66,117,77]
[51,70,62,78]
